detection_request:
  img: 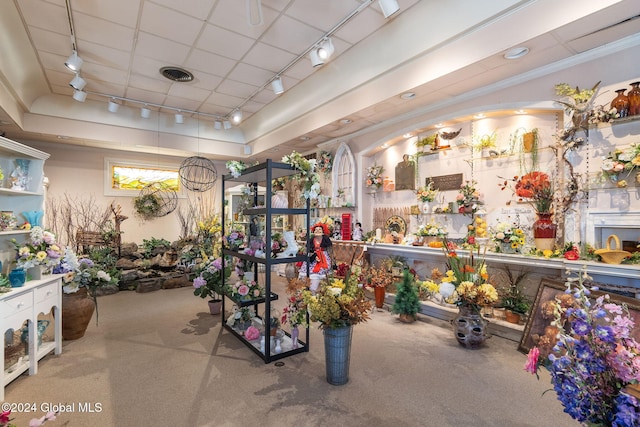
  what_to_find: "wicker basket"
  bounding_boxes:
[594,235,631,264]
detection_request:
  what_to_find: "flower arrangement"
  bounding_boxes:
[555,82,599,105]
[226,160,247,178]
[440,244,498,312]
[281,278,309,328]
[229,276,264,301]
[588,104,620,125]
[418,279,440,300]
[416,180,438,203]
[416,221,447,237]
[363,265,394,288]
[525,268,640,425]
[456,180,482,213]
[500,171,554,214]
[600,143,640,187]
[282,151,321,200]
[490,221,525,252]
[365,164,384,189]
[226,305,255,329]
[318,150,333,175]
[0,212,16,230]
[12,226,63,270]
[302,265,371,329]
[224,229,245,250]
[271,232,287,256]
[192,256,231,300]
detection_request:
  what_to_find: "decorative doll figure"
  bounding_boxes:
[299,223,333,292]
[352,222,363,241]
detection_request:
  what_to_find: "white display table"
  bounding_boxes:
[1,275,62,400]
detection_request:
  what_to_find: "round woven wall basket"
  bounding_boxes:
[138,182,178,218]
[179,156,217,192]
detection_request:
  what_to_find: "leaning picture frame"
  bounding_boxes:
[519,278,640,355]
[518,278,565,355]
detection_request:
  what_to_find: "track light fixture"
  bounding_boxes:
[309,47,324,68]
[64,50,83,72]
[72,89,87,102]
[231,110,243,124]
[175,112,184,124]
[378,0,400,18]
[317,38,334,61]
[69,73,86,91]
[223,120,232,130]
[271,76,284,95]
[108,99,119,113]
[214,120,222,130]
[140,105,151,119]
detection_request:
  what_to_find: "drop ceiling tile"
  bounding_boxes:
[161,95,201,111]
[125,87,167,105]
[16,0,67,34]
[140,2,205,46]
[74,13,136,51]
[209,0,279,39]
[243,43,298,73]
[38,51,70,74]
[167,83,211,102]
[77,40,132,71]
[88,81,126,97]
[203,92,245,109]
[134,32,190,65]
[231,62,274,87]
[217,78,259,99]
[82,62,129,86]
[27,27,69,56]
[286,0,360,31]
[129,74,172,93]
[196,24,256,61]
[150,0,214,22]
[189,71,223,92]
[71,0,141,28]
[261,15,323,53]
[185,49,236,78]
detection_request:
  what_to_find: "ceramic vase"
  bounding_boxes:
[452,305,489,349]
[374,286,385,309]
[9,268,26,287]
[291,326,299,349]
[533,212,557,251]
[62,288,95,340]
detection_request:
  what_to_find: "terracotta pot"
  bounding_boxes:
[62,288,95,340]
[504,310,521,324]
[374,286,385,308]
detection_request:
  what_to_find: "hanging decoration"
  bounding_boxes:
[179,156,217,192]
[134,182,178,220]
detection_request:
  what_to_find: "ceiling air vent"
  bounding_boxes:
[159,67,194,82]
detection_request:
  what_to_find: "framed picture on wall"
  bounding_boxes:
[104,158,184,197]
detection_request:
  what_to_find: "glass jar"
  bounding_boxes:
[610,89,629,118]
[628,81,640,116]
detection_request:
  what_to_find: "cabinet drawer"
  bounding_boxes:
[35,282,59,303]
[1,292,33,319]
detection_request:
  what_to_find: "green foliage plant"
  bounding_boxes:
[392,269,421,321]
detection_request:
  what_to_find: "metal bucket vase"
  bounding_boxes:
[324,325,353,385]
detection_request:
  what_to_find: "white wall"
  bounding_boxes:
[23,141,224,245]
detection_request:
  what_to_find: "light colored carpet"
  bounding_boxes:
[4,276,578,426]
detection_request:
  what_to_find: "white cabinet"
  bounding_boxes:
[0,136,49,274]
[1,275,62,400]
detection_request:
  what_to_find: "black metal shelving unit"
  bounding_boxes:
[221,159,310,363]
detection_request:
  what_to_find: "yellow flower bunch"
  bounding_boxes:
[441,270,456,283]
[198,214,222,236]
[331,278,345,289]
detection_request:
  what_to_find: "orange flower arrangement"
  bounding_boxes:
[501,171,554,214]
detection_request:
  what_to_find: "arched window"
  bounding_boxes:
[332,143,356,206]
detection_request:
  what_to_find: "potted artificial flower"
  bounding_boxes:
[363,264,394,309]
[281,277,310,349]
[490,221,525,254]
[11,226,63,280]
[302,264,371,385]
[192,256,231,315]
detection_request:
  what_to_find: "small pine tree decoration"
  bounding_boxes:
[392,269,421,323]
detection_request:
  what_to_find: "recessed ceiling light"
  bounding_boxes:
[503,47,529,60]
[57,135,70,140]
[403,133,413,139]
[300,136,310,141]
[515,109,527,115]
[400,92,416,100]
[340,119,352,125]
[435,123,445,128]
[381,143,389,149]
[473,114,485,119]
